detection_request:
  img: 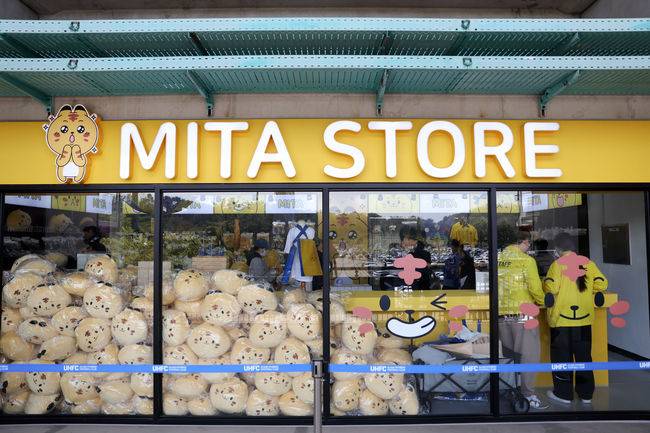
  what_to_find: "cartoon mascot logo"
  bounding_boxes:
[43,104,99,183]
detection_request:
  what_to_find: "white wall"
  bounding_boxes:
[588,192,650,358]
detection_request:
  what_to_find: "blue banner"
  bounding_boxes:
[0,363,312,374]
[329,361,650,374]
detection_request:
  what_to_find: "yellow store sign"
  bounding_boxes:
[1,116,648,185]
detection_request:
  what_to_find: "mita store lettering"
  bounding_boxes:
[119,120,562,181]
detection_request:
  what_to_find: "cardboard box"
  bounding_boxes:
[137,260,171,287]
[191,256,228,275]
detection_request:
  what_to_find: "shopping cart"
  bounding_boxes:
[415,356,529,413]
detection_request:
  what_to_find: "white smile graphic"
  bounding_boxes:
[386,316,436,339]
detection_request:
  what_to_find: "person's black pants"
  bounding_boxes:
[550,325,594,401]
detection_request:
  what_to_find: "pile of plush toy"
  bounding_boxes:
[1,253,418,416]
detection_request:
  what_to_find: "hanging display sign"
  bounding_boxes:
[85,194,114,215]
[5,195,52,208]
[420,193,471,214]
[265,193,318,214]
[1,113,649,185]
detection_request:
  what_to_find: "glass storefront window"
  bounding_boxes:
[497,191,650,413]
[329,191,491,416]
[1,192,154,415]
[160,191,322,416]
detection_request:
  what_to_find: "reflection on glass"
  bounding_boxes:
[160,191,322,416]
[497,191,649,413]
[329,191,490,416]
[1,193,154,415]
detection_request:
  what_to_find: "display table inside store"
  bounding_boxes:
[337,289,618,386]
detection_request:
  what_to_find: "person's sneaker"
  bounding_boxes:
[526,394,549,409]
[581,398,592,404]
[547,390,571,404]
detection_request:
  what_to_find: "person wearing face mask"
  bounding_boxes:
[247,238,277,284]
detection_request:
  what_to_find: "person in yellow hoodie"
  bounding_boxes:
[543,232,607,405]
[498,231,547,409]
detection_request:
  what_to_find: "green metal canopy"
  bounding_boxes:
[0,18,648,115]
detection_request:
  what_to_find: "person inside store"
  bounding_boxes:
[497,231,548,409]
[458,243,476,290]
[534,238,556,277]
[81,225,107,253]
[441,239,461,290]
[380,226,432,290]
[543,232,608,405]
[247,238,277,284]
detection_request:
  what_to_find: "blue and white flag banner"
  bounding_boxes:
[0,363,312,374]
[329,361,650,374]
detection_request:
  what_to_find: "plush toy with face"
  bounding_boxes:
[118,343,153,365]
[163,392,188,416]
[84,255,118,284]
[1,369,28,395]
[51,306,88,337]
[2,306,23,334]
[246,389,280,416]
[209,378,248,414]
[330,349,367,381]
[133,395,154,415]
[230,338,270,365]
[130,297,153,324]
[0,331,36,361]
[186,322,231,359]
[2,273,45,308]
[173,298,203,324]
[376,328,408,349]
[377,348,412,365]
[6,209,31,231]
[3,390,30,414]
[26,283,71,317]
[248,310,287,348]
[60,372,98,404]
[274,337,310,377]
[142,281,175,305]
[17,317,58,344]
[98,377,133,404]
[38,335,76,361]
[75,317,112,352]
[292,372,315,405]
[60,272,93,297]
[111,308,148,346]
[187,395,216,416]
[211,269,249,295]
[278,390,314,416]
[173,269,210,301]
[163,344,198,366]
[341,316,377,355]
[283,289,307,306]
[388,381,419,415]
[168,374,208,400]
[197,353,235,385]
[87,344,119,378]
[364,365,404,400]
[305,338,323,358]
[24,392,62,414]
[13,258,56,277]
[130,373,153,398]
[83,282,124,319]
[287,303,322,341]
[25,360,61,395]
[162,309,191,346]
[331,379,363,412]
[63,351,88,365]
[70,397,101,415]
[200,292,241,327]
[254,369,292,396]
[237,283,278,315]
[359,389,389,416]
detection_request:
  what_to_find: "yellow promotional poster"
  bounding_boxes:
[51,194,85,212]
[369,193,420,214]
[1,113,649,185]
[217,193,265,214]
[548,192,583,209]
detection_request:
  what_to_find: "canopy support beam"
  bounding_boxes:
[186,70,214,117]
[0,72,52,114]
[540,70,580,116]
